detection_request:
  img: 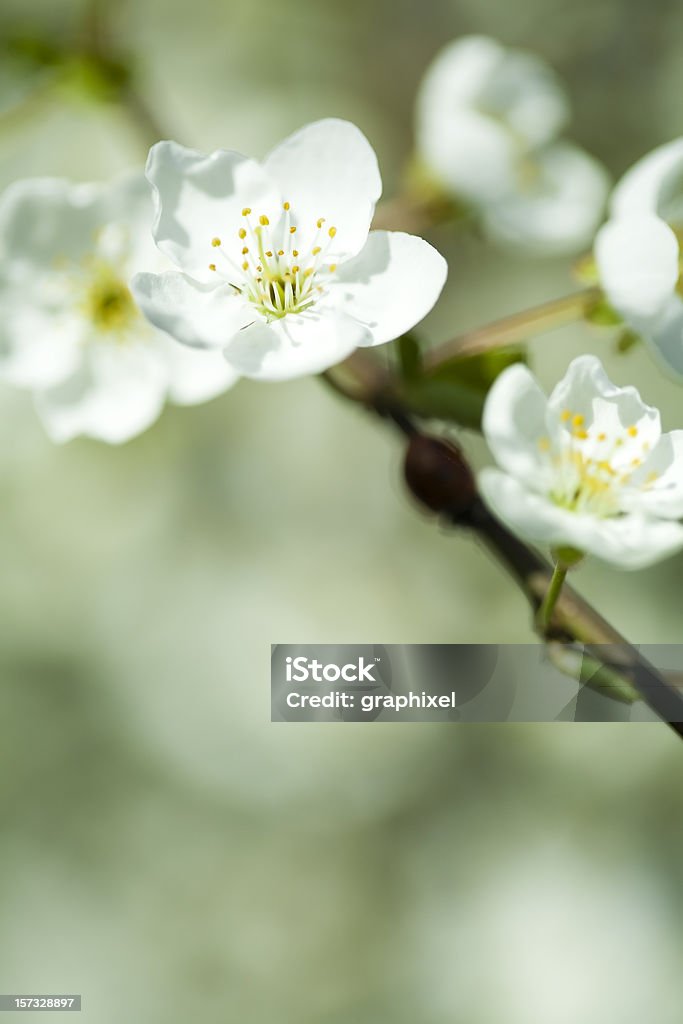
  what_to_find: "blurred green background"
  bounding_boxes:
[0,0,682,1021]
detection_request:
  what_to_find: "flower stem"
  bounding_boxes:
[423,288,601,369]
[538,561,569,634]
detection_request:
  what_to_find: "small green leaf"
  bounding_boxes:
[399,344,527,429]
[396,333,422,380]
[616,329,641,354]
[585,297,622,326]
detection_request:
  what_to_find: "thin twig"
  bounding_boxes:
[423,288,601,369]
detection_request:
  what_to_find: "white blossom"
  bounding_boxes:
[479,356,683,569]
[415,36,610,254]
[0,174,237,443]
[131,119,447,382]
[595,137,683,380]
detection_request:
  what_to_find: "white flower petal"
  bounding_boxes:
[328,231,446,347]
[595,215,679,319]
[627,430,683,519]
[97,172,163,273]
[416,37,569,152]
[417,108,520,203]
[547,354,661,467]
[263,119,381,259]
[35,342,168,444]
[131,271,252,349]
[479,469,683,569]
[160,335,239,405]
[639,295,683,380]
[223,310,369,381]
[146,141,280,280]
[483,142,610,254]
[0,277,84,388]
[610,137,683,220]
[0,177,104,267]
[481,363,552,490]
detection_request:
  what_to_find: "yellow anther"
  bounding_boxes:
[312,246,321,255]
[631,458,641,467]
[283,201,290,211]
[265,251,273,257]
[304,268,314,278]
[292,265,300,274]
[646,471,659,483]
[328,226,337,238]
[572,413,585,427]
[597,432,607,442]
[289,226,297,234]
[208,263,216,272]
[278,250,285,256]
[238,228,247,239]
[242,247,249,255]
[292,250,299,257]
[628,425,638,437]
[242,207,252,216]
[242,262,249,271]
[259,214,270,226]
[561,409,571,422]
[575,429,589,440]
[211,237,221,247]
[328,263,337,272]
[317,218,325,228]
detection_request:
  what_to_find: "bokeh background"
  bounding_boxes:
[0,0,682,1021]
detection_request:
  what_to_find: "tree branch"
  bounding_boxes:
[324,357,683,737]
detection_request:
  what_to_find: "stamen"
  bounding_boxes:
[209,201,343,320]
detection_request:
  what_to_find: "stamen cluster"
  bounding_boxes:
[208,203,338,319]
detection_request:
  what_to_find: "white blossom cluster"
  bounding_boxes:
[1,36,683,571]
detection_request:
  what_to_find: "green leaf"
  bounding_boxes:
[584,297,622,327]
[616,329,641,354]
[395,333,422,380]
[398,344,527,429]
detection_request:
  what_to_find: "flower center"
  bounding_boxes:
[541,409,659,517]
[208,203,339,319]
[81,263,138,338]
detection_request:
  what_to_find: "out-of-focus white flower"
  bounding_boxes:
[131,119,447,382]
[595,138,683,380]
[415,36,610,254]
[479,355,683,569]
[0,175,237,444]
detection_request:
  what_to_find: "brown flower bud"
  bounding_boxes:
[403,434,477,518]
